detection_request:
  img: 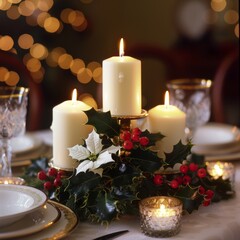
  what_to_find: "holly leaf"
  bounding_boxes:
[174,185,203,213]
[164,141,192,168]
[67,171,101,197]
[94,191,118,221]
[129,148,162,172]
[84,108,120,138]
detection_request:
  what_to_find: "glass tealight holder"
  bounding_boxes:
[0,177,25,185]
[139,196,183,238]
[207,161,235,187]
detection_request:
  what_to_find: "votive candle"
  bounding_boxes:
[139,196,183,238]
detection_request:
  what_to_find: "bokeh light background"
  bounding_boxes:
[0,0,238,128]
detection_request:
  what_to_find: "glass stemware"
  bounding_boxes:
[0,87,29,177]
[167,79,212,140]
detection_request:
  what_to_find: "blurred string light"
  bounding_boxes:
[210,0,239,38]
[0,0,100,108]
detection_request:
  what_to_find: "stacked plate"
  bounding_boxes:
[11,132,52,167]
[0,185,78,240]
[192,122,240,161]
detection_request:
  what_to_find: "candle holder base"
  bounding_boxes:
[113,109,148,131]
[49,159,74,178]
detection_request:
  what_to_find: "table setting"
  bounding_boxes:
[0,38,240,240]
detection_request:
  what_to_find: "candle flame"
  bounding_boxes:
[213,164,223,176]
[164,91,169,107]
[119,38,124,57]
[72,89,77,102]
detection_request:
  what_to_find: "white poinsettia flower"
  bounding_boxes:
[68,129,120,175]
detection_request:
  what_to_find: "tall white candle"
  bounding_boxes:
[102,38,141,116]
[51,89,92,169]
[148,91,186,156]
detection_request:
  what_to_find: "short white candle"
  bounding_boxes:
[102,38,141,116]
[51,89,92,169]
[148,91,186,155]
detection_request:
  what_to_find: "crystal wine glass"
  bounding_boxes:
[167,79,212,140]
[0,87,29,177]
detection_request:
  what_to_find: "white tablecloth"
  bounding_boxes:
[34,131,240,240]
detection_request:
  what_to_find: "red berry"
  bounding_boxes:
[139,137,149,146]
[175,176,183,184]
[44,181,53,191]
[48,168,58,177]
[37,170,47,181]
[120,131,131,141]
[131,133,140,142]
[197,168,207,178]
[189,163,198,172]
[205,190,214,199]
[182,175,191,185]
[180,165,189,174]
[57,170,64,178]
[153,175,163,185]
[198,186,205,195]
[170,179,179,189]
[132,128,141,135]
[202,199,211,207]
[123,140,134,150]
[53,178,62,187]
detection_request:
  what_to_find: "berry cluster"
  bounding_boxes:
[37,168,63,191]
[120,128,149,151]
[153,162,214,207]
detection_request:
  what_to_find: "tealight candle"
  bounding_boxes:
[148,91,186,156]
[139,196,183,237]
[102,38,141,116]
[51,89,92,169]
[207,161,235,186]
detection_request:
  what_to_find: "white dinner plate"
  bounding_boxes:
[0,202,60,239]
[16,200,78,240]
[10,134,42,154]
[0,185,47,228]
[192,123,240,155]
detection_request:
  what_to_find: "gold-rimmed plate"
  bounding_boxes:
[0,202,60,239]
[16,200,78,240]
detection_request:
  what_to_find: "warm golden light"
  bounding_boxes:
[58,53,73,69]
[70,58,85,75]
[234,23,239,38]
[18,0,35,16]
[224,10,239,24]
[18,34,34,49]
[0,35,14,51]
[164,91,170,107]
[211,0,227,12]
[7,5,20,20]
[77,68,92,84]
[44,17,60,33]
[72,89,77,102]
[30,43,48,59]
[119,38,124,57]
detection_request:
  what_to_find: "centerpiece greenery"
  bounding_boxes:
[23,108,234,224]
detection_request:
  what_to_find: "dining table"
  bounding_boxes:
[11,128,240,240]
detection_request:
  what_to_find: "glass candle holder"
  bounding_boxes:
[207,161,235,186]
[139,196,183,238]
[0,177,25,185]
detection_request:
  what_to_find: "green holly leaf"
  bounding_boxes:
[174,185,203,213]
[164,141,192,168]
[84,108,120,138]
[129,148,162,172]
[94,191,118,221]
[68,171,101,197]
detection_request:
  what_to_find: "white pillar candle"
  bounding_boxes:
[148,91,186,155]
[51,89,92,169]
[102,38,141,116]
